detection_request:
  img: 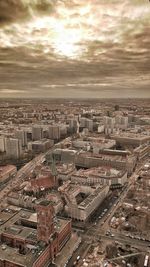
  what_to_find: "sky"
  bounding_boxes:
[0,0,150,98]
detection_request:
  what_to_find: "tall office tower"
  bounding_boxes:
[121,116,128,129]
[48,125,60,140]
[86,119,93,132]
[103,116,115,126]
[115,116,128,130]
[15,130,27,147]
[80,118,93,132]
[80,117,86,128]
[32,126,43,141]
[115,115,122,125]
[103,116,115,134]
[69,119,78,133]
[5,138,22,159]
[37,200,55,244]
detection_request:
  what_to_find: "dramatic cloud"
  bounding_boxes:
[0,0,150,98]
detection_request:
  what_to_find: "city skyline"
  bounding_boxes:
[0,0,150,98]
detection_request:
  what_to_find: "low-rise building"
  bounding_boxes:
[72,136,116,154]
[59,181,109,221]
[134,144,150,161]
[71,167,127,188]
[0,165,17,185]
[75,151,136,175]
[57,163,76,182]
[110,132,150,147]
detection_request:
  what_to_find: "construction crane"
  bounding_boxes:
[110,251,144,261]
[106,251,145,266]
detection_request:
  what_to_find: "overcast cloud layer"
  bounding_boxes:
[0,0,150,98]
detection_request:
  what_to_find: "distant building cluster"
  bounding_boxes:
[0,99,150,266]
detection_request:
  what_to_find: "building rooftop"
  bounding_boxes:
[57,163,75,175]
[78,151,127,162]
[38,200,51,207]
[72,166,125,180]
[111,132,150,140]
[0,165,16,179]
[78,185,108,209]
[0,244,30,266]
[54,217,70,234]
[0,209,37,240]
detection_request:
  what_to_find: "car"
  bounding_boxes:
[77,256,80,261]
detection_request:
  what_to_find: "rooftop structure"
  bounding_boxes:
[71,166,127,187]
[72,136,116,153]
[51,163,76,183]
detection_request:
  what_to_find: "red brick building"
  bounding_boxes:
[0,201,72,267]
[31,175,56,191]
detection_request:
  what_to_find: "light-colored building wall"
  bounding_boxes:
[65,185,109,221]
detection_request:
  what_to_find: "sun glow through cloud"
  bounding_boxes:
[0,0,150,59]
[0,0,150,98]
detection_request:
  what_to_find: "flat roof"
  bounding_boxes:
[72,166,125,179]
[0,165,16,179]
[111,133,150,140]
[78,151,127,162]
[0,242,46,266]
[78,186,108,209]
[38,200,51,206]
[54,218,70,234]
[0,244,28,266]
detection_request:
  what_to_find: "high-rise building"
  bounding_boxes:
[80,118,93,132]
[86,119,93,132]
[69,119,79,133]
[5,138,22,159]
[32,126,43,141]
[115,116,128,130]
[48,125,60,140]
[15,129,27,147]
